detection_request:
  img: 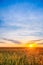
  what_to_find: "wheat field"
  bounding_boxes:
[0,47,43,65]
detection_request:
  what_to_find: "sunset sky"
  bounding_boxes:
[0,0,43,47]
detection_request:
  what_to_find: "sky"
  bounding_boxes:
[0,0,43,46]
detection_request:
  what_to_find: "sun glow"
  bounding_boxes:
[29,44,33,47]
[29,43,37,48]
[25,43,37,48]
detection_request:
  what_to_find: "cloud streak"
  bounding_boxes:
[2,38,21,44]
[0,42,5,43]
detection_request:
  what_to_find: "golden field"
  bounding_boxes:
[0,47,43,65]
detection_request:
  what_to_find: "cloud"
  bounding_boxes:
[2,38,21,44]
[27,39,43,43]
[0,42,5,43]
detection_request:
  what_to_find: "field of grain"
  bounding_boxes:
[0,47,43,65]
